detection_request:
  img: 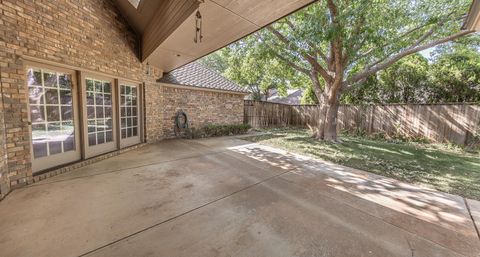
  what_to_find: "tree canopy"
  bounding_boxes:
[341,37,480,104]
[202,37,309,101]
[201,0,474,140]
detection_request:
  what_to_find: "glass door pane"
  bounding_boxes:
[86,79,114,146]
[83,77,117,158]
[27,66,80,172]
[119,83,141,148]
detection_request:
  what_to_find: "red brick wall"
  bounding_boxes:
[0,75,8,198]
[161,84,245,138]
[0,0,163,193]
[0,0,246,197]
[145,74,165,142]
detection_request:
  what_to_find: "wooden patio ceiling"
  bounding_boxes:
[114,0,315,72]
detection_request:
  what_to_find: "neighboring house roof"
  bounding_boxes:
[268,89,304,105]
[158,62,249,94]
[464,0,480,31]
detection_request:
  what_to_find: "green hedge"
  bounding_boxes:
[186,124,251,139]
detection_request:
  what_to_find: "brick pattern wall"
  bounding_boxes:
[161,85,245,138]
[0,0,245,197]
[145,70,164,143]
[0,0,163,194]
[0,74,8,199]
[0,50,30,188]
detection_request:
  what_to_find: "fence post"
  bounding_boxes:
[369,106,375,134]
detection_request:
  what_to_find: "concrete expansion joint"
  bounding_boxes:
[463,197,480,241]
[76,164,294,257]
[274,169,472,256]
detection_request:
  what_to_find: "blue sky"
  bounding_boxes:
[420,48,434,59]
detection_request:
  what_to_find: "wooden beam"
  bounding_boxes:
[141,0,199,61]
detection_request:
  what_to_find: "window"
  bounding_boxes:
[26,63,81,173]
[120,85,139,139]
[85,78,114,146]
[28,68,76,159]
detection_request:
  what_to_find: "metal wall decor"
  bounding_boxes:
[194,0,205,43]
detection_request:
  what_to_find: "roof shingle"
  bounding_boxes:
[158,62,248,93]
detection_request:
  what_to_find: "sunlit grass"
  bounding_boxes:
[245,128,480,200]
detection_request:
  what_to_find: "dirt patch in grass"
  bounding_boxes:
[245,128,480,200]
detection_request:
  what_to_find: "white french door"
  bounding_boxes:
[82,74,117,158]
[27,64,144,172]
[27,64,81,172]
[118,82,142,148]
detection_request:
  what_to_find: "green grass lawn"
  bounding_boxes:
[244,128,480,200]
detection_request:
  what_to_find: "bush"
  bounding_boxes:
[186,124,251,139]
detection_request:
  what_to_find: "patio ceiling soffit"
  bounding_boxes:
[115,0,315,72]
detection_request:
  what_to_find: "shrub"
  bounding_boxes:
[186,124,251,139]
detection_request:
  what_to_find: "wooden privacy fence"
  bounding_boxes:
[244,100,480,145]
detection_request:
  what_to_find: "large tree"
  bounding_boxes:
[202,37,308,101]
[256,0,473,141]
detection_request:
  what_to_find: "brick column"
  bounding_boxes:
[144,65,164,143]
[0,53,33,189]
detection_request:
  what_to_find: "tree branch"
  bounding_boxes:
[346,13,366,60]
[254,33,310,74]
[290,22,329,63]
[346,30,474,87]
[266,25,332,81]
[364,18,462,72]
[273,51,311,75]
[284,18,328,63]
[351,12,459,64]
[266,26,307,58]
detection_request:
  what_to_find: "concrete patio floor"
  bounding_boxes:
[0,137,479,257]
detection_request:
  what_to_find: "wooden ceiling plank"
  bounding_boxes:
[142,0,316,70]
[141,0,199,61]
[149,1,197,51]
[142,0,186,58]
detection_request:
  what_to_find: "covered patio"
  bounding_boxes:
[0,136,478,257]
[1,1,480,256]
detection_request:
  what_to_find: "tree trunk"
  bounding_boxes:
[313,89,340,142]
[314,101,339,141]
[323,101,339,140]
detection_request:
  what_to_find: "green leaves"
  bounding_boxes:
[201,35,308,99]
[429,42,480,103]
[342,36,480,104]
[202,0,472,104]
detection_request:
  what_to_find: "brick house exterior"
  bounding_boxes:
[159,62,247,138]
[161,86,246,138]
[0,0,246,199]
